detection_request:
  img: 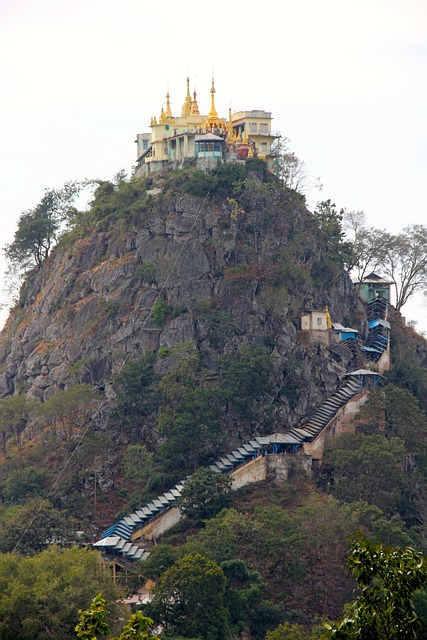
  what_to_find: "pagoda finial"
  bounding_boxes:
[181,76,192,117]
[159,107,167,124]
[227,106,234,145]
[190,88,200,115]
[208,75,218,122]
[165,91,172,118]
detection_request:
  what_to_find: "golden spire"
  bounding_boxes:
[165,91,172,118]
[190,89,200,115]
[208,76,218,122]
[181,76,192,117]
[159,107,167,124]
[227,106,234,145]
[242,129,248,144]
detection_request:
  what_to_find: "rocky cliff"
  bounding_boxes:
[0,167,365,436]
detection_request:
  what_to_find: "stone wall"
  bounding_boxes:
[267,453,312,482]
[302,389,368,461]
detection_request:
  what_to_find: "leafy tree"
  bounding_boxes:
[266,621,312,640]
[354,385,427,458]
[313,200,354,272]
[324,534,427,639]
[149,553,229,640]
[0,547,123,640]
[0,395,38,450]
[219,346,273,424]
[0,497,78,554]
[38,384,97,439]
[377,224,427,312]
[112,353,159,439]
[3,182,80,271]
[2,466,44,503]
[75,593,112,640]
[323,433,407,516]
[178,468,232,521]
[220,558,265,635]
[124,444,154,508]
[75,593,159,640]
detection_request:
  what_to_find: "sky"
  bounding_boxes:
[0,0,426,331]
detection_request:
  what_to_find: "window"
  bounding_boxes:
[260,123,268,133]
[249,123,257,133]
[260,142,267,151]
[143,140,148,149]
[317,317,323,326]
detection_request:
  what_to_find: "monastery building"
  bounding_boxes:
[134,77,280,176]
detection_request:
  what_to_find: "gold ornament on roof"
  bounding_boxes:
[181,76,192,117]
[190,90,200,115]
[165,92,172,118]
[208,77,218,122]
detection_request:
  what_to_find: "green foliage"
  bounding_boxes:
[323,433,407,516]
[150,553,228,640]
[0,547,122,640]
[266,621,312,640]
[75,593,112,639]
[163,163,248,200]
[178,468,232,521]
[324,534,427,639]
[312,200,354,278]
[124,444,154,508]
[2,466,44,503]
[355,385,427,458]
[38,384,97,439]
[75,594,159,640]
[89,176,149,223]
[152,298,173,326]
[112,354,159,437]
[135,262,157,284]
[0,497,78,554]
[0,394,39,451]
[218,346,273,421]
[220,558,265,635]
[4,182,81,271]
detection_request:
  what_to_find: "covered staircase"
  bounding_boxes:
[94,371,376,565]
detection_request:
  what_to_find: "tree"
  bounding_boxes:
[376,224,427,312]
[323,433,407,516]
[2,466,44,503]
[38,384,97,439]
[0,547,123,640]
[178,468,232,521]
[324,534,427,639]
[150,553,229,640]
[313,200,354,271]
[124,444,154,508]
[75,593,159,640]
[0,497,79,554]
[343,220,427,312]
[271,137,322,194]
[0,395,38,451]
[3,182,80,272]
[342,209,386,281]
[112,354,159,439]
[266,621,313,640]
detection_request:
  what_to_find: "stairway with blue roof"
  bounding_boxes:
[94,372,371,565]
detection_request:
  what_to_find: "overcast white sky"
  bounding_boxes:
[1,0,426,330]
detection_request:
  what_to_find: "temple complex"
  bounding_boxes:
[134,76,280,175]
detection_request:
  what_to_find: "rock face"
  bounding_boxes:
[0,177,366,430]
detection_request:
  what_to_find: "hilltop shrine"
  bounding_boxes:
[134,76,280,175]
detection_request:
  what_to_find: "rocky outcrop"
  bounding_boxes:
[0,184,365,430]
